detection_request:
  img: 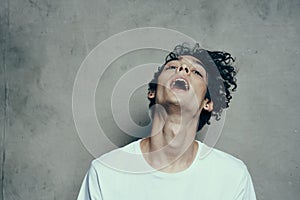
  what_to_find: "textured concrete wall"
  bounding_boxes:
[0,0,299,199]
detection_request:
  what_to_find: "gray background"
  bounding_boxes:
[0,0,299,199]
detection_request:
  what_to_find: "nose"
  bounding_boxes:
[177,64,190,75]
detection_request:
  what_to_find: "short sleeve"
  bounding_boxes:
[234,166,257,200]
[77,161,103,200]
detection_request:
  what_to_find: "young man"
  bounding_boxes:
[77,44,256,200]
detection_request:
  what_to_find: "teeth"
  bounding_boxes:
[172,78,189,90]
[172,81,176,87]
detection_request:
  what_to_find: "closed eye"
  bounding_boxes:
[192,70,203,77]
[166,65,177,70]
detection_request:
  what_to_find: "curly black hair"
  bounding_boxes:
[148,43,237,132]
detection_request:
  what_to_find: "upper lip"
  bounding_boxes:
[170,76,190,90]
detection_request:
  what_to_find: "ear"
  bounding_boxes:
[148,90,156,99]
[203,99,213,112]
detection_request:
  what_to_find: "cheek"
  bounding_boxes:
[154,85,167,104]
[157,74,169,88]
[192,82,207,99]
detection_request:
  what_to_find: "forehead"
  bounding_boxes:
[178,55,204,67]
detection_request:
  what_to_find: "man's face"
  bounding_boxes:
[152,55,209,113]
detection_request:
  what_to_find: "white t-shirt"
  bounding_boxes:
[77,139,256,200]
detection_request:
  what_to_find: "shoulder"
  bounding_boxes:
[96,139,140,161]
[197,141,249,176]
[90,139,144,173]
[195,142,256,199]
[211,147,246,168]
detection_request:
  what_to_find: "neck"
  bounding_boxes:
[141,105,200,173]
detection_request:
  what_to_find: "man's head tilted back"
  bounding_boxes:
[77,43,257,200]
[148,43,237,132]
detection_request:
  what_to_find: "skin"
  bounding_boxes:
[140,55,213,173]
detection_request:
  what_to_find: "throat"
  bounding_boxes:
[141,137,199,173]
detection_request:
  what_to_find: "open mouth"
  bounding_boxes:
[170,78,189,91]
